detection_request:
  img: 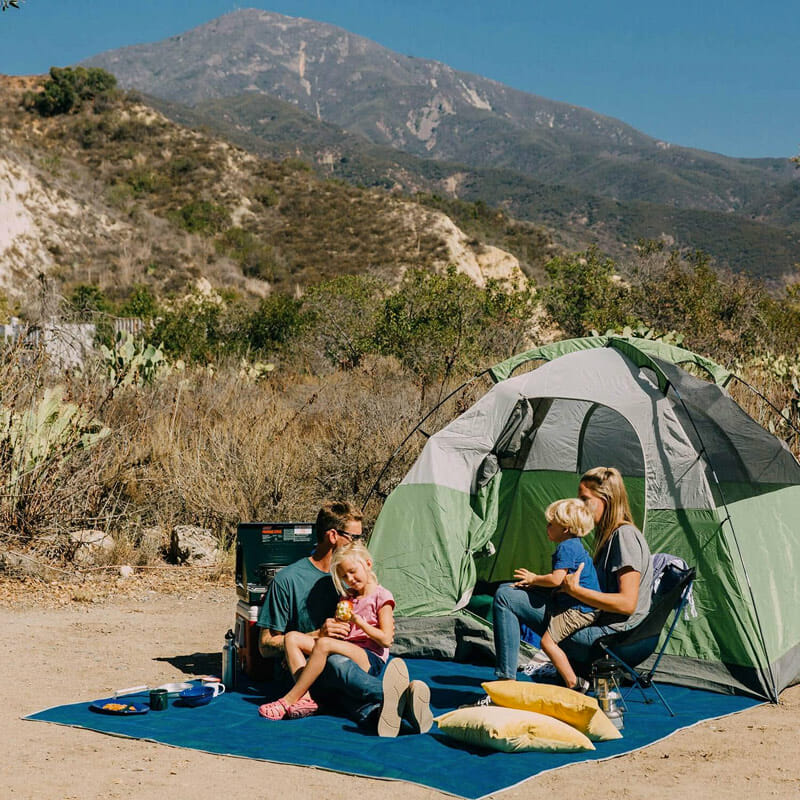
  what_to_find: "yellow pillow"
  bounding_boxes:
[481,680,622,742]
[434,706,595,753]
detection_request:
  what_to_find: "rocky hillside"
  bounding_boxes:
[145,90,800,284]
[0,74,549,305]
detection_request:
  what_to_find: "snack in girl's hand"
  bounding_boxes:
[335,598,354,622]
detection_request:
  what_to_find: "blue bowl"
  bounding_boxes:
[178,686,215,707]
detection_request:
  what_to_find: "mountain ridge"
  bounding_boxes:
[141,89,800,283]
[0,74,542,303]
[82,8,797,216]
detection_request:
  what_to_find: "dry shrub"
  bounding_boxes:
[0,340,119,558]
[113,356,427,536]
[102,526,166,567]
[300,356,421,515]
[728,362,800,457]
[90,352,504,556]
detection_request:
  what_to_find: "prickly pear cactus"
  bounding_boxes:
[0,385,110,517]
[101,331,168,387]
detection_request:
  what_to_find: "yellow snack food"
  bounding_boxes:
[335,598,353,622]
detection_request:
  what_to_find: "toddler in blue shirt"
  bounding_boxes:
[514,498,600,692]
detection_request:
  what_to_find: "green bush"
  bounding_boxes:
[25,66,117,117]
[169,201,231,235]
[119,285,158,321]
[540,247,632,337]
[152,298,224,363]
[149,294,248,364]
[301,275,385,370]
[254,184,279,207]
[376,266,535,388]
[216,227,278,280]
[246,294,305,355]
[126,167,166,196]
[111,119,154,142]
[68,284,114,346]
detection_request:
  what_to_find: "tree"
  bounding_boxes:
[68,283,114,346]
[119,285,158,321]
[151,294,228,364]
[24,67,117,116]
[300,275,384,370]
[376,265,535,400]
[246,293,305,355]
[540,247,631,337]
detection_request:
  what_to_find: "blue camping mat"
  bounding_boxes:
[25,658,760,799]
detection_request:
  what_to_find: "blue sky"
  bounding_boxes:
[1,0,797,158]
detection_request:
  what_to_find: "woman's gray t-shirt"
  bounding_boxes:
[595,523,653,630]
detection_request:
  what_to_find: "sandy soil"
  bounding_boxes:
[2,573,800,800]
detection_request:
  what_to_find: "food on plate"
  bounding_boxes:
[101,702,137,712]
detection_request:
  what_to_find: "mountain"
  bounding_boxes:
[79,9,800,283]
[83,9,798,222]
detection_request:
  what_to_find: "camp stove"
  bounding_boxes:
[235,521,316,604]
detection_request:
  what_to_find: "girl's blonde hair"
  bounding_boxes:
[545,498,594,538]
[330,541,377,596]
[579,466,634,558]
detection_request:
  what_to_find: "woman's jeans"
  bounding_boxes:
[492,583,613,679]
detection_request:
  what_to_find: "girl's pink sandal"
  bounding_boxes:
[258,698,290,720]
[286,693,318,719]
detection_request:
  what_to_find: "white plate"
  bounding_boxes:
[157,681,193,696]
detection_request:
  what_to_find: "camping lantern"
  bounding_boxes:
[591,658,625,729]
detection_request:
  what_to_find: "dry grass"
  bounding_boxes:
[0,351,460,570]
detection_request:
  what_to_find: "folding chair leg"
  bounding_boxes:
[602,648,676,716]
[646,681,675,716]
[620,676,676,716]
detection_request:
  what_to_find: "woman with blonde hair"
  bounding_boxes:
[492,466,652,681]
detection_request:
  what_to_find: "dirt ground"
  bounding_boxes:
[2,571,800,800]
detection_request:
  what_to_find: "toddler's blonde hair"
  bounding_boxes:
[330,541,377,595]
[545,498,595,538]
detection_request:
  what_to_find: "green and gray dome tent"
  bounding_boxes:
[369,336,800,701]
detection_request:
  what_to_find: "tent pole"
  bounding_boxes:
[729,374,800,444]
[360,369,492,513]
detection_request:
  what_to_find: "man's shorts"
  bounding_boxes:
[546,607,600,643]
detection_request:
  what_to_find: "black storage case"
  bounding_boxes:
[234,521,316,604]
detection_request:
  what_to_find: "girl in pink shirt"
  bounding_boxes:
[259,541,395,720]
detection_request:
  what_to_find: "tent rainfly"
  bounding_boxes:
[369,336,800,701]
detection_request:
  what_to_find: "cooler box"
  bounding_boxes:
[235,521,316,604]
[235,600,276,681]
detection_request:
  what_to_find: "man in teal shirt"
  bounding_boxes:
[258,499,431,736]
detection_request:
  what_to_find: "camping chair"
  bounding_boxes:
[588,563,696,716]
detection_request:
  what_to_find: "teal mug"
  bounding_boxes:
[149,688,169,711]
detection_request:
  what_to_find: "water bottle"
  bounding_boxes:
[222,628,238,690]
